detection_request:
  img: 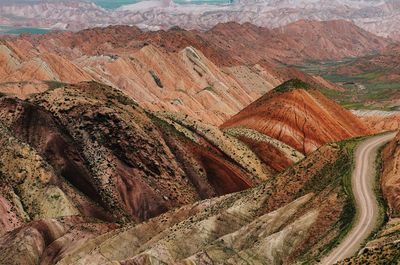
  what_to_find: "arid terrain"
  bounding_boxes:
[0,20,388,125]
[2,0,400,41]
[0,79,376,264]
[0,14,399,265]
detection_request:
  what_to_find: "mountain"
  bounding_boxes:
[221,79,371,154]
[310,43,400,113]
[0,14,398,265]
[1,0,400,39]
[0,81,283,225]
[0,80,365,263]
[0,21,382,125]
[0,26,281,125]
[331,44,400,88]
[206,20,388,64]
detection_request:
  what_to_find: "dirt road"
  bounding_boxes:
[320,132,397,265]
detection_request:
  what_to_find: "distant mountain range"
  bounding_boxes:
[0,0,400,39]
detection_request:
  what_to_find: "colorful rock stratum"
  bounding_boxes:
[0,15,399,265]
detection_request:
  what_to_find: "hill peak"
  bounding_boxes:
[274,79,312,93]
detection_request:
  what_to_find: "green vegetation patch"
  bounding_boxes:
[319,82,400,111]
[149,70,164,88]
[299,137,365,263]
[274,79,312,93]
[339,242,400,264]
[368,145,390,242]
[199,86,215,93]
[44,80,68,90]
[292,59,400,111]
[338,140,396,264]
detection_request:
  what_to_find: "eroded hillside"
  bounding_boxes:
[0,81,275,225]
[0,21,396,264]
[0,134,363,265]
[0,21,387,125]
[0,79,377,264]
[222,79,371,154]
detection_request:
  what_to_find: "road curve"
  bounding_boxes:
[320,132,397,265]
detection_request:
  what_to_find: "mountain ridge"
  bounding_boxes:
[1,0,400,40]
[0,20,384,125]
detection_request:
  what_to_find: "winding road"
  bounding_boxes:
[320,132,397,265]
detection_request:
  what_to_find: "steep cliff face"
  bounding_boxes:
[222,79,371,154]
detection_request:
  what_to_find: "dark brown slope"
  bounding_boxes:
[0,81,264,225]
[222,79,371,154]
[0,138,360,265]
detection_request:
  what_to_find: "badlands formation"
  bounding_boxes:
[0,21,388,124]
[0,19,398,265]
[0,79,372,264]
[2,0,400,40]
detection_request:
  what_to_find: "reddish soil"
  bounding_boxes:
[222,80,371,154]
